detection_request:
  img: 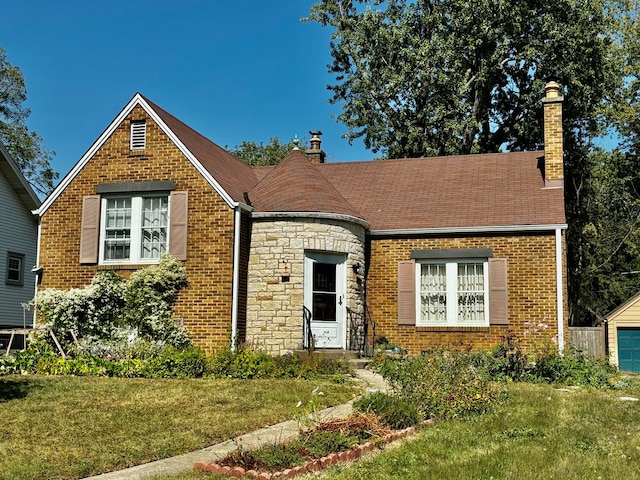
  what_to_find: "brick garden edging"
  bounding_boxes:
[194,425,419,479]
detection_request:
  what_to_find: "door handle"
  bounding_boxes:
[338,296,343,306]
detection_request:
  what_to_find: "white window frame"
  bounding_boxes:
[6,252,24,286]
[98,194,170,265]
[415,259,489,327]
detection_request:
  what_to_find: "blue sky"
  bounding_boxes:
[2,0,373,183]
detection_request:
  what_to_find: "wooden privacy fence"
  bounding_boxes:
[568,326,605,357]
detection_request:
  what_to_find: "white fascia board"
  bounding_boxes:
[370,223,568,236]
[36,94,238,215]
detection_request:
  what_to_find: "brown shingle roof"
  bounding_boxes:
[143,96,258,203]
[144,97,565,232]
[316,151,565,231]
[249,149,363,219]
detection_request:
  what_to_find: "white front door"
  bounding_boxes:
[304,252,346,349]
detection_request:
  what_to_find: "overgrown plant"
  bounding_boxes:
[469,337,617,388]
[353,391,421,429]
[374,350,503,420]
[33,254,190,353]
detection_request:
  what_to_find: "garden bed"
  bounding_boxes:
[194,414,424,479]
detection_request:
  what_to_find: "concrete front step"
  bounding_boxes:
[294,349,361,362]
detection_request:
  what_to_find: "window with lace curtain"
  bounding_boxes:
[417,259,488,326]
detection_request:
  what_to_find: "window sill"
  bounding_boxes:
[97,263,159,271]
[415,326,491,332]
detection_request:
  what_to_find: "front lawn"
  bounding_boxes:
[309,382,640,480]
[0,375,356,480]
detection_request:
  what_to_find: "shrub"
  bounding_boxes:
[206,345,277,379]
[124,254,190,348]
[469,336,616,388]
[141,346,208,378]
[469,336,531,382]
[205,346,353,380]
[530,347,616,388]
[33,254,190,353]
[353,391,420,429]
[374,351,503,420]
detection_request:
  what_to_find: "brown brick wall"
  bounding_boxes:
[543,98,564,182]
[39,106,236,354]
[366,232,568,355]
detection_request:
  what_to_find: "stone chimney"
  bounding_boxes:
[542,80,564,188]
[305,130,326,164]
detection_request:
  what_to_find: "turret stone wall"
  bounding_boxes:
[246,216,366,355]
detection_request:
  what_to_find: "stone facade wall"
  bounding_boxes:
[246,217,366,355]
[366,232,569,356]
[38,105,237,354]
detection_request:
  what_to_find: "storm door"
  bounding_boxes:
[304,252,346,349]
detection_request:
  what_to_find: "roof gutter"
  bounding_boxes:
[370,223,568,236]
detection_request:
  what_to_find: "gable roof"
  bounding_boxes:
[38,94,257,215]
[318,151,565,233]
[141,96,258,203]
[0,142,41,211]
[606,290,640,322]
[37,94,566,235]
[249,149,363,220]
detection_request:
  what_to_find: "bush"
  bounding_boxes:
[33,254,190,353]
[1,339,207,379]
[530,347,616,388]
[206,346,353,380]
[469,336,617,388]
[353,391,420,429]
[374,351,503,420]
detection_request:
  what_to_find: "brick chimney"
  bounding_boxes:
[542,80,564,188]
[305,130,326,164]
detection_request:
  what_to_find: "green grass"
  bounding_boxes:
[0,375,356,480]
[306,383,640,480]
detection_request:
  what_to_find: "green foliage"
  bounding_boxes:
[570,148,640,324]
[206,346,352,379]
[124,254,190,348]
[221,428,359,471]
[469,338,617,388]
[353,391,421,429]
[0,46,58,195]
[374,351,503,420]
[531,348,616,388]
[34,254,190,352]
[228,136,310,166]
[0,339,207,378]
[307,0,616,158]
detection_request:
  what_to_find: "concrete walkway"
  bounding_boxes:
[82,368,388,480]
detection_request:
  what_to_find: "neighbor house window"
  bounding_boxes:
[130,120,146,150]
[100,195,168,263]
[6,252,25,286]
[417,259,488,326]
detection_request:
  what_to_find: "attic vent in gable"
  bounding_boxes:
[130,120,146,150]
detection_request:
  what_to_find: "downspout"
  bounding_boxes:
[231,205,241,352]
[556,227,565,352]
[32,215,42,329]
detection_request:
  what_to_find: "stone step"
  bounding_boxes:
[294,349,361,362]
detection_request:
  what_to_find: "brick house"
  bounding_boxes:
[35,82,567,356]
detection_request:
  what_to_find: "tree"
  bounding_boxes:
[307,0,617,159]
[0,46,57,196]
[229,136,309,166]
[573,149,640,322]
